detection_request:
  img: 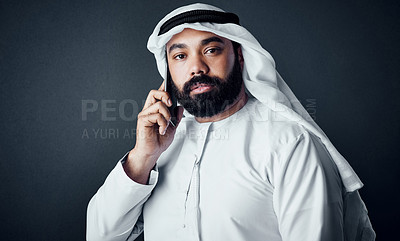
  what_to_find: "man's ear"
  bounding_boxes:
[237,47,244,70]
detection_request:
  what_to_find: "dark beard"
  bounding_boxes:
[169,57,243,118]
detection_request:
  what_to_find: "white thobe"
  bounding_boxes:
[87,97,345,241]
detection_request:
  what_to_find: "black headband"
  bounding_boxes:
[158,9,240,35]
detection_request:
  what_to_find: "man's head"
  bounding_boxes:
[146,3,281,115]
[165,28,244,117]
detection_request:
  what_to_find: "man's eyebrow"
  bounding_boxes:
[168,43,187,53]
[201,36,224,46]
[168,37,224,53]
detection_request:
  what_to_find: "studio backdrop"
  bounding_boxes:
[0,0,399,240]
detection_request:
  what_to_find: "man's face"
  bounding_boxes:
[166,28,243,117]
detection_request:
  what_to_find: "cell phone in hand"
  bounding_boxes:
[165,72,177,127]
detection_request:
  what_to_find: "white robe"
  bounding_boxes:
[87,97,351,241]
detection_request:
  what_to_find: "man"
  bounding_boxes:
[87,3,375,241]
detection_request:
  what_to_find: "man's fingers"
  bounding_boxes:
[143,89,171,110]
[158,80,165,91]
[139,101,171,123]
[140,113,169,135]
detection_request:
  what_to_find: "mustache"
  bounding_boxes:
[183,75,222,94]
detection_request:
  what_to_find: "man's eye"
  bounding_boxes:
[205,48,220,54]
[174,54,185,60]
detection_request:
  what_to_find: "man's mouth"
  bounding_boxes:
[190,83,214,94]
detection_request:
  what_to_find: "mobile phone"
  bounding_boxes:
[165,71,177,127]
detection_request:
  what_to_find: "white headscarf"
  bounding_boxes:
[147,3,362,192]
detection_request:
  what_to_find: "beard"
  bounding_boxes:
[169,57,243,118]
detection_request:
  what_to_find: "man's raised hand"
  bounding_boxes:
[123,81,183,184]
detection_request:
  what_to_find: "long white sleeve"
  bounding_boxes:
[272,131,344,241]
[87,154,158,241]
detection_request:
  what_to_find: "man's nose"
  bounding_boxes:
[189,56,209,76]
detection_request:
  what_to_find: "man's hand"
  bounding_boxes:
[123,81,183,184]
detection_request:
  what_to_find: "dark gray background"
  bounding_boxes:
[1,0,399,240]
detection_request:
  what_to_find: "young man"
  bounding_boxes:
[87,3,375,241]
